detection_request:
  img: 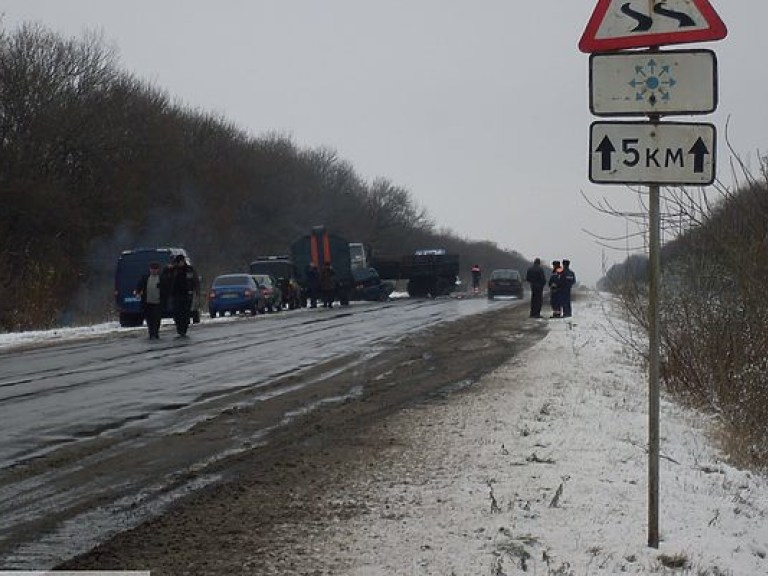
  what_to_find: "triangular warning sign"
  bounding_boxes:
[579,0,727,53]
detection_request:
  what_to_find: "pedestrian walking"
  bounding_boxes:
[135,261,166,339]
[168,254,199,336]
[471,264,482,294]
[561,259,576,317]
[525,257,547,318]
[549,260,564,318]
[319,262,336,308]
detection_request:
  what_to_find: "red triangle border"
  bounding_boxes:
[579,0,727,53]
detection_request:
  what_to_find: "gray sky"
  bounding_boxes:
[3,1,765,285]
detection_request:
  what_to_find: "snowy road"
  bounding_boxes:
[0,295,518,568]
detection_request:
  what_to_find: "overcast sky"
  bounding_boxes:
[3,1,765,284]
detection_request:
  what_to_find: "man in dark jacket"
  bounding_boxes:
[525,258,547,318]
[319,263,336,308]
[561,259,576,317]
[305,262,321,308]
[168,254,199,336]
[549,260,564,318]
[135,261,167,339]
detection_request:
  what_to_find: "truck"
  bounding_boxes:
[290,226,393,305]
[371,248,460,298]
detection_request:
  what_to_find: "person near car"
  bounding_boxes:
[319,262,337,308]
[549,260,564,318]
[561,259,576,317]
[168,254,199,336]
[305,262,321,308]
[471,264,481,294]
[525,257,547,318]
[135,261,166,339]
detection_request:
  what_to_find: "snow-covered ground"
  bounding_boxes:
[2,292,766,575]
[308,292,768,575]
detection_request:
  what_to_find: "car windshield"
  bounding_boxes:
[213,275,252,287]
[253,275,274,287]
[490,270,520,280]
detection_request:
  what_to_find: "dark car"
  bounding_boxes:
[114,247,201,327]
[351,267,394,302]
[249,256,302,310]
[208,274,265,317]
[487,269,524,299]
[251,274,283,312]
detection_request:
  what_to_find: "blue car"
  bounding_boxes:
[208,274,266,318]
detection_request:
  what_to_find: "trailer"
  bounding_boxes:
[371,248,460,298]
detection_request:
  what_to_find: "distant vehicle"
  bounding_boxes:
[114,247,201,327]
[249,256,302,310]
[351,267,394,302]
[487,269,524,299]
[208,274,265,318]
[291,226,354,306]
[251,273,283,312]
[291,226,394,306]
[371,249,460,298]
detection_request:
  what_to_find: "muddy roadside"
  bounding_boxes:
[58,301,547,574]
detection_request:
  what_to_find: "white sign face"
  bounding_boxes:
[589,121,716,185]
[590,49,717,116]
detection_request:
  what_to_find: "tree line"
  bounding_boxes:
[598,157,768,469]
[0,22,528,331]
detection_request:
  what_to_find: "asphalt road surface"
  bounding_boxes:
[0,295,547,570]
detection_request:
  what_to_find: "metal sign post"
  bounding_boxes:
[648,159,661,549]
[580,0,727,551]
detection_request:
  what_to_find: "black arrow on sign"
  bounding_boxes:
[595,136,616,171]
[653,3,696,28]
[689,138,710,173]
[621,3,653,31]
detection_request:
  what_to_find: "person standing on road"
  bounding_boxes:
[549,260,564,318]
[169,254,198,336]
[305,262,321,308]
[525,257,547,318]
[320,262,337,308]
[471,264,482,294]
[135,261,166,339]
[561,259,576,317]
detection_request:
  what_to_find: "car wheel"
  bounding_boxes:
[192,311,201,324]
[209,310,216,318]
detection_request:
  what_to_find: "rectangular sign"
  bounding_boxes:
[589,121,716,185]
[590,49,717,116]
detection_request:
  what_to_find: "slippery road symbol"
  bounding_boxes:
[621,2,697,32]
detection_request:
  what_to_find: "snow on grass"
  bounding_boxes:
[310,291,768,575]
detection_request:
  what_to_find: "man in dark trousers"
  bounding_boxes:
[319,262,336,308]
[549,260,564,318]
[135,261,166,339]
[305,262,321,308]
[168,254,198,336]
[525,257,547,318]
[471,264,482,294]
[561,259,576,317]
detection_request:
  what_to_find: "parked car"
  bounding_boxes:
[251,274,283,312]
[208,274,265,317]
[249,256,303,310]
[487,269,524,299]
[114,247,202,327]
